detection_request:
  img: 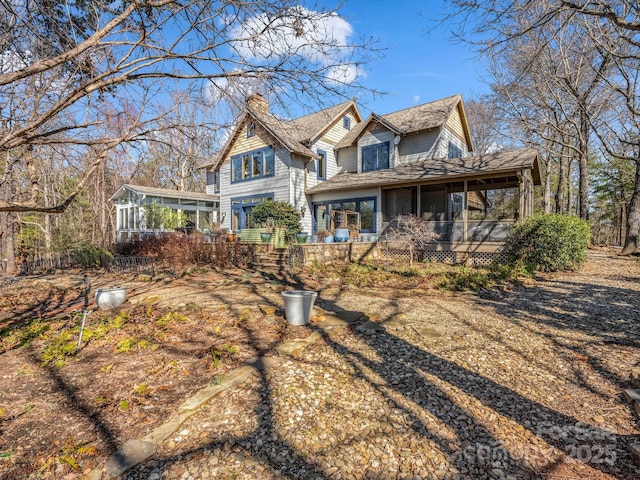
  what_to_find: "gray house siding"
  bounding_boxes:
[397,130,439,164]
[218,147,291,231]
[439,127,469,157]
[336,146,358,173]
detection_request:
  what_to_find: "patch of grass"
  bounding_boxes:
[1,320,50,351]
[76,445,98,456]
[100,363,114,373]
[59,455,80,470]
[41,331,77,367]
[438,266,492,291]
[119,399,129,411]
[210,349,221,368]
[210,375,224,386]
[166,359,179,370]
[156,311,188,328]
[0,450,13,458]
[116,338,150,353]
[131,384,150,397]
[109,311,130,329]
[343,263,389,287]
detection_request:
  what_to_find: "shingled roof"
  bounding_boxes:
[286,99,360,143]
[306,148,542,194]
[201,98,359,170]
[109,184,219,202]
[335,94,465,150]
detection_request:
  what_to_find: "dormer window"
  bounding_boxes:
[362,142,389,172]
[343,116,351,130]
[247,122,256,138]
[448,142,462,159]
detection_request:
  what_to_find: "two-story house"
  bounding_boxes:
[202,94,361,234]
[203,93,542,249]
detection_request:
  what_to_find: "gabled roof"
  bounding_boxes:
[306,148,542,194]
[335,94,471,149]
[109,184,219,203]
[202,98,360,170]
[287,98,361,143]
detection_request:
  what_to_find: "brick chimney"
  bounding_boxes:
[246,94,269,115]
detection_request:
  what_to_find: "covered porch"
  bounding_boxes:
[307,149,542,252]
[381,170,535,251]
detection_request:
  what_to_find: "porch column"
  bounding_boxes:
[463,180,468,242]
[518,169,534,219]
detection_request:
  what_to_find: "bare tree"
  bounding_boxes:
[442,0,640,252]
[0,0,380,272]
[0,0,379,212]
[445,2,611,220]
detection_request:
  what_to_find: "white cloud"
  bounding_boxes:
[412,95,421,103]
[231,6,360,84]
[326,64,364,85]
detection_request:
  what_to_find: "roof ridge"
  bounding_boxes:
[380,94,461,117]
[286,98,354,124]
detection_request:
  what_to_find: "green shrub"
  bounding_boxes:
[438,266,492,291]
[248,199,301,235]
[501,214,590,273]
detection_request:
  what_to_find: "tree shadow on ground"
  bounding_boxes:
[123,263,639,479]
[7,260,639,479]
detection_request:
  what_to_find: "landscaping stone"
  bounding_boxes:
[259,304,278,315]
[143,294,162,305]
[276,332,321,357]
[178,366,254,413]
[413,326,443,338]
[104,440,156,479]
[623,389,640,403]
[631,443,640,460]
[356,320,386,335]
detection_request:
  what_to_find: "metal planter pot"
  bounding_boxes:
[281,290,318,326]
[95,287,127,310]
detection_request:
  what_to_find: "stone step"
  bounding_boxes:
[623,388,640,403]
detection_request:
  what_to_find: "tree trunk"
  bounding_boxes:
[1,212,17,274]
[622,160,640,255]
[578,116,590,220]
[542,153,552,213]
[567,159,574,214]
[556,154,565,213]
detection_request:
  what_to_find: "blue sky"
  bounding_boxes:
[334,0,489,116]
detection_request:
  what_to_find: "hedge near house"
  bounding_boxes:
[501,214,590,272]
[248,200,301,235]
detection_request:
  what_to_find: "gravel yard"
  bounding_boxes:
[1,252,639,479]
[123,252,640,480]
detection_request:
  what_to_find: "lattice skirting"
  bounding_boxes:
[387,250,507,267]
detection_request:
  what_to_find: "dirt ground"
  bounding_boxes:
[1,252,639,479]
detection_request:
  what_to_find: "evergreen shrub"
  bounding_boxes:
[501,213,590,273]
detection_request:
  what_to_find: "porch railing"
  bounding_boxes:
[384,220,514,243]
